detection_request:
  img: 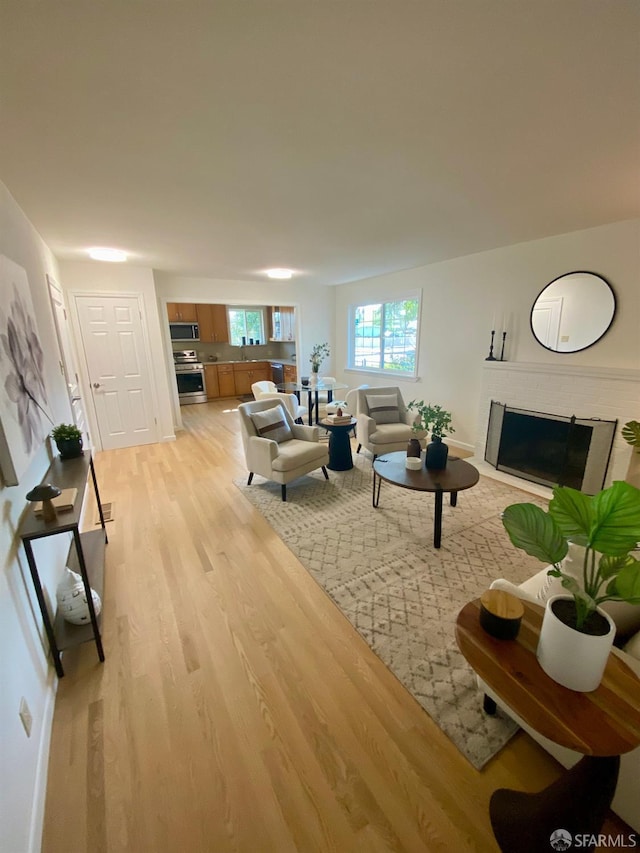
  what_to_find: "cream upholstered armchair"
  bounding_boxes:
[355,386,425,460]
[238,398,329,501]
[251,380,308,423]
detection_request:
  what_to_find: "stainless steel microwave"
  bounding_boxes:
[169,322,200,341]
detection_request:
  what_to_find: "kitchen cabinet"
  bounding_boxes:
[233,362,271,395]
[283,364,297,383]
[270,306,296,341]
[167,302,197,322]
[196,303,229,343]
[18,454,108,678]
[217,364,236,398]
[204,364,220,399]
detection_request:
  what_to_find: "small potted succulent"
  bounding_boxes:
[502,480,640,691]
[51,423,84,459]
[407,401,455,469]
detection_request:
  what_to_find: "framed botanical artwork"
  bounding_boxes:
[0,254,53,486]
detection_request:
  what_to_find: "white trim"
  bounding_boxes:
[483,361,640,382]
[28,671,57,853]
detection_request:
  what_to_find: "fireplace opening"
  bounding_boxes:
[485,402,616,494]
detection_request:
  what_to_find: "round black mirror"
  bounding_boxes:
[530,271,616,353]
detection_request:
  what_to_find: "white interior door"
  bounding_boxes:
[47,275,88,439]
[75,294,157,450]
[531,297,563,350]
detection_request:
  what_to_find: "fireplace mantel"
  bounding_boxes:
[475,361,639,493]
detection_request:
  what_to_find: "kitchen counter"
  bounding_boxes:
[206,358,297,366]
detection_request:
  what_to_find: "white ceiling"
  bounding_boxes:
[2,1,638,286]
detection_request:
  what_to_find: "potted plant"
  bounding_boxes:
[51,423,84,459]
[502,480,640,691]
[309,342,330,385]
[622,419,640,488]
[407,400,455,469]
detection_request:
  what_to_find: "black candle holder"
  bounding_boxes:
[485,330,497,361]
[499,331,507,361]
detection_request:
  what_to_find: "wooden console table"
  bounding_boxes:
[19,454,108,677]
[456,598,640,853]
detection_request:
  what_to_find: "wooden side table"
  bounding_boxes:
[456,598,640,853]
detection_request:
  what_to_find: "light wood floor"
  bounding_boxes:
[42,400,626,852]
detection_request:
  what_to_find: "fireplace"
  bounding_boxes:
[485,401,616,494]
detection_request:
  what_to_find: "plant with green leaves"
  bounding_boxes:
[309,342,330,372]
[622,420,640,452]
[51,423,82,441]
[406,401,455,438]
[502,481,640,632]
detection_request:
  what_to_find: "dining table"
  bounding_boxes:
[277,380,348,425]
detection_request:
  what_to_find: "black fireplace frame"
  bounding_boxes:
[485,401,617,494]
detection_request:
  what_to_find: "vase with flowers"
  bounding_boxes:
[407,401,455,469]
[309,342,330,386]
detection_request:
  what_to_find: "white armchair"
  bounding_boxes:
[251,380,308,423]
[355,386,425,460]
[238,398,329,501]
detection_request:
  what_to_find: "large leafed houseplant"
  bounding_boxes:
[502,480,640,691]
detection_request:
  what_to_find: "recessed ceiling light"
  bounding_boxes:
[266,268,293,279]
[88,247,128,262]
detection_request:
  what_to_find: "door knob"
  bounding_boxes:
[92,382,101,389]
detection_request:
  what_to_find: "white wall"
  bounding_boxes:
[334,219,639,451]
[0,183,77,853]
[58,261,177,446]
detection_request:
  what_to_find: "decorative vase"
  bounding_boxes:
[406,438,422,458]
[425,435,448,469]
[310,370,319,387]
[536,594,615,692]
[55,436,83,460]
[56,568,102,625]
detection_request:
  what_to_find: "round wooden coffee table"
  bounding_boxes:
[372,452,479,548]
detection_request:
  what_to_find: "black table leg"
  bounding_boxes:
[450,491,458,507]
[372,471,382,507]
[434,489,443,548]
[490,755,620,853]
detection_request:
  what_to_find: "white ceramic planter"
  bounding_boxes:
[536,594,615,692]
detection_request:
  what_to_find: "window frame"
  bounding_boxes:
[347,290,422,379]
[226,305,267,347]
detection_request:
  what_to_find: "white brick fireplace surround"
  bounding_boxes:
[472,362,640,497]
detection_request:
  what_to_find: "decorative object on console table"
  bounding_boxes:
[19,453,108,677]
[406,401,455,470]
[51,422,83,459]
[26,482,61,522]
[56,567,102,625]
[622,419,640,488]
[502,480,640,691]
[499,330,507,362]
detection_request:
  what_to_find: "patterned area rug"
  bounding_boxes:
[235,453,545,768]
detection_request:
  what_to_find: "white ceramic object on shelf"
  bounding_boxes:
[56,567,102,625]
[537,594,615,692]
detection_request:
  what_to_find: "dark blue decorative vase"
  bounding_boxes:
[425,435,448,469]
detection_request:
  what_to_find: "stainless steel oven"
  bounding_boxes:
[173,350,207,404]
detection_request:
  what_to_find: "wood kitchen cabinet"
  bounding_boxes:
[283,364,297,383]
[233,362,271,395]
[217,364,235,397]
[196,304,229,343]
[167,302,198,322]
[204,364,220,399]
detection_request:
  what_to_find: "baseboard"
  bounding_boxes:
[28,670,58,853]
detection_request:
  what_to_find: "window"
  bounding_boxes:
[227,307,266,346]
[349,293,420,377]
